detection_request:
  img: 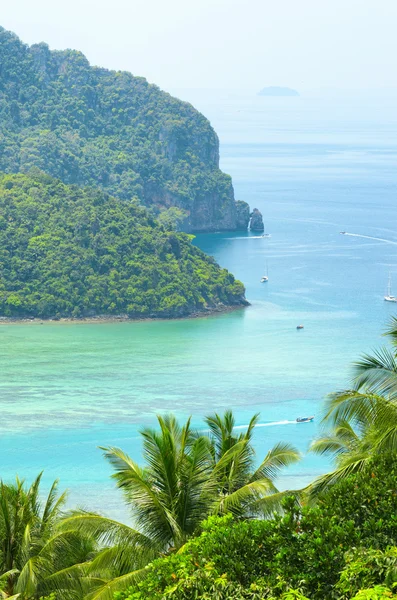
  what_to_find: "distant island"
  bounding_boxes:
[258,86,299,97]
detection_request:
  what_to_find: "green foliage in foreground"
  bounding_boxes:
[308,317,397,497]
[116,455,397,600]
[58,412,299,600]
[0,26,237,230]
[0,173,246,318]
[0,474,94,599]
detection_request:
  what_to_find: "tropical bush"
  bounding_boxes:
[115,455,397,600]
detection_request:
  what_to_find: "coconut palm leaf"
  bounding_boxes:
[384,316,397,348]
[39,561,90,599]
[213,479,277,515]
[175,436,215,543]
[0,474,96,599]
[249,488,302,516]
[57,513,153,551]
[84,567,148,600]
[14,556,39,598]
[322,390,388,427]
[310,420,360,459]
[101,444,183,548]
[305,452,369,500]
[250,442,301,483]
[353,347,397,398]
[40,479,67,534]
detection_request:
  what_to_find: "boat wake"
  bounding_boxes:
[225,236,268,240]
[233,419,296,430]
[342,232,397,246]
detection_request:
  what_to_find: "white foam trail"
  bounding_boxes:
[233,420,296,430]
[225,236,267,240]
[342,232,397,246]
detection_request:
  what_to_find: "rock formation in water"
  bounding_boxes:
[249,208,265,232]
[258,86,299,97]
[235,200,251,230]
[0,26,249,233]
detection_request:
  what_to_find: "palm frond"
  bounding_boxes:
[212,479,277,516]
[57,513,154,550]
[249,488,302,516]
[84,567,148,600]
[353,347,397,398]
[305,452,370,500]
[250,442,301,483]
[14,557,38,598]
[322,390,387,428]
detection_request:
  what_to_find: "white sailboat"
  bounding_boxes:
[384,273,397,303]
[260,263,269,283]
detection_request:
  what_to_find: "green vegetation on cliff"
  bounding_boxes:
[0,173,246,318]
[0,26,242,231]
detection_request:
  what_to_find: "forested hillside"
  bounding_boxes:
[0,173,246,318]
[0,27,248,231]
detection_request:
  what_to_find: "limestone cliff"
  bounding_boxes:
[235,200,251,230]
[0,26,249,232]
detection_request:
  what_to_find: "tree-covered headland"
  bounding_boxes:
[0,173,247,319]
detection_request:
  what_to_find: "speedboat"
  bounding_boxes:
[296,324,304,329]
[296,416,314,423]
[340,231,346,235]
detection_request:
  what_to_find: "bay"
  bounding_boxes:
[2,91,397,517]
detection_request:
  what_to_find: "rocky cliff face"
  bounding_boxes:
[235,200,251,230]
[0,26,250,233]
[249,208,265,231]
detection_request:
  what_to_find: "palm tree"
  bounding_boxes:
[59,411,300,600]
[0,473,95,599]
[308,318,397,497]
[205,410,301,515]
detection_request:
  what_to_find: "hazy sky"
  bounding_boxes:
[2,0,397,93]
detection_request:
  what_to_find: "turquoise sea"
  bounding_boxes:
[2,91,397,517]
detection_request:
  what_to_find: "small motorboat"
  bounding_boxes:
[296,324,304,329]
[296,416,314,423]
[340,231,346,235]
[261,233,271,238]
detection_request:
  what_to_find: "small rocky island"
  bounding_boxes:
[258,86,299,97]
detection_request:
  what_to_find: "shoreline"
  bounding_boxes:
[0,303,248,325]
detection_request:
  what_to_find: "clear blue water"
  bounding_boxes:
[2,92,397,518]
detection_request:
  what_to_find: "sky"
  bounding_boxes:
[2,0,397,93]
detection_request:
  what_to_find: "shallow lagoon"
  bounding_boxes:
[2,93,397,517]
